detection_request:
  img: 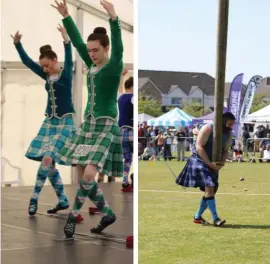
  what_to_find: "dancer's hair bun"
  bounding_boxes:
[93,27,107,35]
[40,45,52,54]
[87,27,109,47]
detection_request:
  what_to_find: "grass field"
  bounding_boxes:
[139,161,270,264]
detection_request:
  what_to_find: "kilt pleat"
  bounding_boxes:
[121,127,133,161]
[55,116,123,177]
[176,151,219,191]
[25,116,76,163]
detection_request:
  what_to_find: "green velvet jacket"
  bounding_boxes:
[62,15,123,120]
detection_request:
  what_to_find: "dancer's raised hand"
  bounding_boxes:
[122,68,129,76]
[100,0,117,20]
[51,0,69,18]
[10,31,22,44]
[57,23,69,43]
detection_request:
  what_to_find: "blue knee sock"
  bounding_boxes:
[205,196,219,221]
[48,169,69,206]
[31,164,52,200]
[194,196,208,219]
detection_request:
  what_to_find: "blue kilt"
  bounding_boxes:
[25,115,76,163]
[176,151,219,192]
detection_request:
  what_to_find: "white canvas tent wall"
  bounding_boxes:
[1,0,133,186]
[138,113,154,123]
[147,107,193,128]
[244,104,270,123]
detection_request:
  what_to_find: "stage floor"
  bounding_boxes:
[1,183,133,264]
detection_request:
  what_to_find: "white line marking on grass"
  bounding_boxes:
[139,189,270,196]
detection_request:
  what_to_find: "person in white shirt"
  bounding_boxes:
[233,142,243,162]
[259,133,270,158]
[140,143,156,161]
[262,145,270,162]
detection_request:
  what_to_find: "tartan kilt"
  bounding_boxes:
[25,116,76,163]
[54,116,123,177]
[120,126,133,161]
[175,151,219,192]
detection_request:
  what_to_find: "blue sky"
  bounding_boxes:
[139,0,270,83]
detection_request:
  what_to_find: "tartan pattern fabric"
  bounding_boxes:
[121,127,133,160]
[31,164,53,200]
[71,179,92,217]
[120,127,133,185]
[48,169,69,206]
[88,181,114,216]
[55,116,123,177]
[25,116,76,163]
[176,150,219,191]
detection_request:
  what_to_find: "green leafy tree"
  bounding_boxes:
[183,102,205,117]
[138,92,163,117]
[161,106,175,113]
[250,93,270,113]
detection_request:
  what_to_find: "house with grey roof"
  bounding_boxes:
[139,70,270,110]
[139,70,216,110]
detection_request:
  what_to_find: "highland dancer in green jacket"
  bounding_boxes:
[52,0,124,238]
[11,25,83,223]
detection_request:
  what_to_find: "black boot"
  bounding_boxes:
[28,198,38,216]
[122,183,130,188]
[47,203,69,214]
[108,176,115,183]
[64,214,77,238]
[90,214,116,234]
